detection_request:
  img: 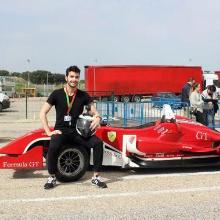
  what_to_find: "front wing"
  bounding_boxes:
[0,146,43,169]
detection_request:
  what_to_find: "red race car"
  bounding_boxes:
[1,109,220,182]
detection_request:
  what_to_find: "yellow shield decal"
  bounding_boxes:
[107,131,117,142]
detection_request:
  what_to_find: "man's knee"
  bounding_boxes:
[49,134,63,150]
[91,136,103,147]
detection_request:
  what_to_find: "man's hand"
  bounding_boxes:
[90,116,101,131]
[208,102,213,107]
[46,130,62,136]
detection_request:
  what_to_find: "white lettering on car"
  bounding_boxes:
[196,131,208,140]
[104,150,122,159]
[154,125,168,135]
[29,162,40,167]
[2,161,40,168]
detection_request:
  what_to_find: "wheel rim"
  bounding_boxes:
[134,96,141,102]
[57,148,85,177]
[123,96,130,102]
[114,96,119,102]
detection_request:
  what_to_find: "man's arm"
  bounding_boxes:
[39,102,62,136]
[89,103,102,131]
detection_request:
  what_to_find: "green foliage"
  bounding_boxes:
[28,70,66,84]
[0,69,85,91]
[0,70,10,76]
[11,72,21,77]
[0,69,67,85]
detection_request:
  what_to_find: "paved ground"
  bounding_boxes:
[1,167,220,219]
[1,98,220,219]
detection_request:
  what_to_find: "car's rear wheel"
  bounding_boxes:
[113,96,120,102]
[121,96,130,102]
[133,95,141,102]
[55,145,89,182]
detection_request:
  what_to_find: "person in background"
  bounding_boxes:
[189,83,206,125]
[181,77,195,107]
[40,65,107,190]
[201,85,219,127]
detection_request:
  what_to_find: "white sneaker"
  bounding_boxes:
[91,176,107,188]
[44,176,56,189]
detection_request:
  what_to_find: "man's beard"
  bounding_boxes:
[67,81,77,88]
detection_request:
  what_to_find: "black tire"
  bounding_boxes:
[0,103,2,112]
[133,95,141,102]
[113,96,120,102]
[121,96,130,102]
[55,145,89,182]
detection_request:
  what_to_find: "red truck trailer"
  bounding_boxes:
[85,65,203,102]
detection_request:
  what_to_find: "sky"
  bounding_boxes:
[1,0,220,77]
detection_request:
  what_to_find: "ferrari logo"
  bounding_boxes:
[107,131,117,142]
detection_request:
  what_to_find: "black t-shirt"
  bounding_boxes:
[47,88,92,132]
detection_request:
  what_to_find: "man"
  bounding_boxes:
[40,65,107,189]
[201,85,219,127]
[181,77,195,106]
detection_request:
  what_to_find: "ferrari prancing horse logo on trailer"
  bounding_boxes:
[107,131,117,142]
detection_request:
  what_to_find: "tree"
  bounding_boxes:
[11,72,21,77]
[31,70,51,84]
[1,69,66,85]
[53,73,65,84]
[0,70,10,76]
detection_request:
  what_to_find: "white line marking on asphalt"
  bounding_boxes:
[122,170,220,180]
[1,186,220,204]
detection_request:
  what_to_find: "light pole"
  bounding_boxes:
[188,58,192,65]
[27,59,30,87]
[46,72,48,96]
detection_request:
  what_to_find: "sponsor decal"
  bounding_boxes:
[107,131,117,142]
[155,153,165,157]
[154,125,168,135]
[128,136,135,144]
[196,131,208,140]
[104,149,122,159]
[2,161,40,168]
[182,146,192,149]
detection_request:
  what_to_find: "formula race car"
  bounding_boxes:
[1,105,220,182]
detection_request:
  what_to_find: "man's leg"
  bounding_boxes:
[196,111,206,125]
[44,134,64,189]
[89,135,103,173]
[74,134,107,188]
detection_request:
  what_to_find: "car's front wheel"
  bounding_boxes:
[55,145,89,182]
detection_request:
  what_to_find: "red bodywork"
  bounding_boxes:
[85,65,203,97]
[1,116,220,169]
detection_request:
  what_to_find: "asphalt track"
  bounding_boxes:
[1,168,220,219]
[1,98,220,219]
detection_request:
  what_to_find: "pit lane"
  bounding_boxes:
[1,98,220,219]
[1,167,220,219]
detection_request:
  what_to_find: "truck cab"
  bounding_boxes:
[203,71,219,88]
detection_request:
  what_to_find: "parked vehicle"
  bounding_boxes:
[0,92,10,112]
[151,92,182,109]
[1,111,220,182]
[85,65,212,102]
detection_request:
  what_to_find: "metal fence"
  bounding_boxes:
[3,98,220,129]
[95,101,190,127]
[96,101,220,129]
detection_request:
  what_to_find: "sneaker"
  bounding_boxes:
[91,176,107,188]
[44,176,56,189]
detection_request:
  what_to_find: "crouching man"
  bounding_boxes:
[39,65,107,189]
